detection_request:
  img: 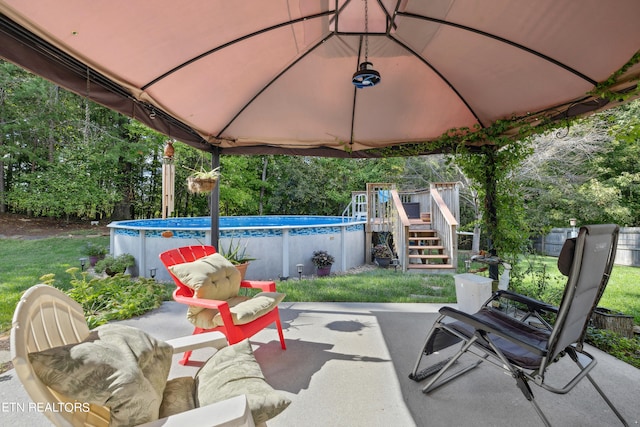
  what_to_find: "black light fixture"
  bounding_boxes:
[79,257,87,271]
[352,0,381,88]
[352,62,381,88]
[149,268,157,279]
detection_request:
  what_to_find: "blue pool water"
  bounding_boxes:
[112,215,354,230]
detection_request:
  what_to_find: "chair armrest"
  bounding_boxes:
[240,280,277,292]
[165,331,228,354]
[494,290,558,313]
[440,306,548,355]
[172,294,235,327]
[173,294,229,310]
[137,395,255,427]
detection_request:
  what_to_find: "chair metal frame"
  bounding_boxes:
[410,224,628,426]
[11,284,255,427]
[160,245,286,365]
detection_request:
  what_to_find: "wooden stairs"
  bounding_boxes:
[406,224,455,272]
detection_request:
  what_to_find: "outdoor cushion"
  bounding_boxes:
[195,339,291,425]
[28,323,172,426]
[213,292,287,327]
[159,377,196,419]
[169,253,241,324]
[557,237,576,276]
[191,292,286,330]
[169,253,241,301]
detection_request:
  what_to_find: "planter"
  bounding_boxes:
[235,262,249,281]
[592,307,634,338]
[375,257,391,268]
[186,167,220,194]
[89,255,104,267]
[187,176,219,194]
[316,265,332,277]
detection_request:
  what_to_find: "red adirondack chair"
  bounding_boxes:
[160,245,286,364]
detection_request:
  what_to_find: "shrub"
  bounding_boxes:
[586,327,640,369]
[43,268,170,329]
[94,253,135,276]
[81,242,108,257]
[311,250,334,268]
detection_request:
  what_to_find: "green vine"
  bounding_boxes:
[590,50,640,101]
[367,51,640,159]
[365,51,640,260]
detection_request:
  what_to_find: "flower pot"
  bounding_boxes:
[592,307,634,338]
[187,176,219,194]
[89,255,104,267]
[235,262,249,281]
[375,257,391,268]
[316,265,332,277]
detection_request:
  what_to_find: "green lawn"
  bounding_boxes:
[273,268,457,304]
[1,236,639,333]
[0,235,109,331]
[508,254,640,324]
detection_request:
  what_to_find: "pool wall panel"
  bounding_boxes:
[108,217,365,282]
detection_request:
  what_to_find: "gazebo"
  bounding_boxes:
[1,1,639,249]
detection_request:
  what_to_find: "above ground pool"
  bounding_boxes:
[108,216,366,282]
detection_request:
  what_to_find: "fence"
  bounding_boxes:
[532,227,640,267]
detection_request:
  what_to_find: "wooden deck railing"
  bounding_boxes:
[362,182,459,270]
[390,189,410,270]
[429,185,459,269]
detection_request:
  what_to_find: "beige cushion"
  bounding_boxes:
[171,253,285,330]
[29,324,172,427]
[191,292,286,329]
[169,253,241,300]
[169,253,241,326]
[159,377,196,419]
[213,292,286,327]
[196,339,290,425]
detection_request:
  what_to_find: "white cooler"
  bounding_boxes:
[454,273,493,313]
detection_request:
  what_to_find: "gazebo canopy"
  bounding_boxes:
[1,1,639,157]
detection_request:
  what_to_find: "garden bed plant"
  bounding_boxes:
[40,268,171,329]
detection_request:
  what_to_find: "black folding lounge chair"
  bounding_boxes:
[409,224,628,426]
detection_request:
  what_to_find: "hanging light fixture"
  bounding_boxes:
[352,0,381,88]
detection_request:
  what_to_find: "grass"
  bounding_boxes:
[272,268,457,304]
[508,254,640,324]
[0,235,109,332]
[1,236,638,368]
[1,236,638,332]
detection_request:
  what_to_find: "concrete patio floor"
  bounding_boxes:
[1,301,638,426]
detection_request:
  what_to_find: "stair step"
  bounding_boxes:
[409,245,444,250]
[409,254,449,260]
[408,237,439,243]
[407,264,455,270]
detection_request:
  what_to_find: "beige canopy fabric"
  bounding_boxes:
[1,1,639,157]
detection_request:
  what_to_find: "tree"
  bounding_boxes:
[454,140,533,260]
[515,99,640,230]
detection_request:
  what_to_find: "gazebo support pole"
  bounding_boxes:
[210,147,220,248]
[484,146,499,281]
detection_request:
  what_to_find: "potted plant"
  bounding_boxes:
[220,238,255,280]
[186,166,221,194]
[82,242,108,267]
[94,253,136,277]
[311,250,334,277]
[373,244,393,268]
